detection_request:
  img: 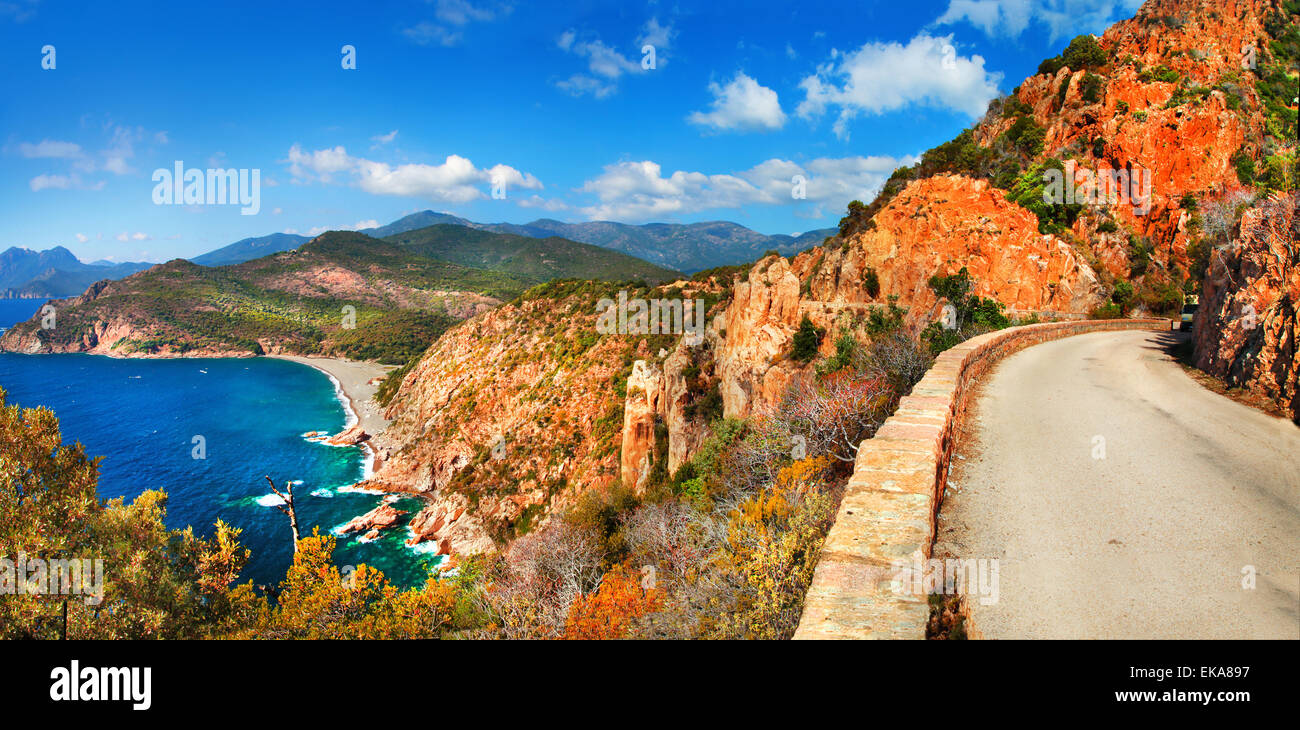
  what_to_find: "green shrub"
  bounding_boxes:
[1062,34,1108,70]
[791,316,823,362]
[1232,149,1257,185]
[1080,73,1104,103]
[864,267,880,298]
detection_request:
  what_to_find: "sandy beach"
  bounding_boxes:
[268,355,396,437]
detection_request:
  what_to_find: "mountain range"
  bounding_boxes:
[2,212,832,299]
[188,212,836,273]
[0,246,153,298]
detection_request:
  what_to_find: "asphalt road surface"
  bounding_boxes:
[934,329,1300,639]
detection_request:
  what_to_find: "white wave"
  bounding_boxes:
[256,493,286,507]
[310,488,333,498]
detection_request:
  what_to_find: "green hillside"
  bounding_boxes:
[382,224,681,284]
[1,232,533,364]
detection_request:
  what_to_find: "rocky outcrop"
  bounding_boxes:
[715,256,803,418]
[325,424,368,446]
[358,283,661,550]
[620,360,663,492]
[711,175,1105,418]
[338,503,407,536]
[1194,192,1299,422]
[405,494,494,556]
[619,346,713,491]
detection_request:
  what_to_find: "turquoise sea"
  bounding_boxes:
[0,299,438,588]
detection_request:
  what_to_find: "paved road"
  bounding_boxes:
[935,330,1300,639]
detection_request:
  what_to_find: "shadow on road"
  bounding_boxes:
[1144,329,1193,364]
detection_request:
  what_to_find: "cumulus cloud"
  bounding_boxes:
[688,72,787,132]
[284,144,541,203]
[797,33,1002,138]
[933,0,1143,42]
[577,155,915,221]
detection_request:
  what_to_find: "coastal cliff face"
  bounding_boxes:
[1194,192,1299,421]
[358,278,728,554]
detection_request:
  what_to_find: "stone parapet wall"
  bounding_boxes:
[793,318,1170,639]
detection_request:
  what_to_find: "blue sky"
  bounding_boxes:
[0,0,1143,263]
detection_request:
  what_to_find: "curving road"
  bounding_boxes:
[934,329,1300,639]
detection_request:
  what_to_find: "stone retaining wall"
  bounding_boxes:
[793,318,1170,639]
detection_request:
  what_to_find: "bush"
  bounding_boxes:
[921,267,1011,354]
[1006,158,1083,234]
[1232,149,1256,185]
[1080,73,1105,103]
[864,267,881,298]
[791,316,823,362]
[1062,34,1108,70]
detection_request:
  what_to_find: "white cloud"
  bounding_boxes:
[688,72,787,132]
[577,155,915,222]
[555,74,617,99]
[29,174,73,191]
[934,0,1143,42]
[403,22,461,47]
[285,144,354,182]
[797,33,1002,139]
[371,130,398,147]
[100,124,144,175]
[284,144,541,203]
[299,219,382,237]
[403,0,510,46]
[637,17,675,51]
[518,195,570,212]
[0,0,39,22]
[18,140,83,158]
[555,19,671,98]
[75,233,88,242]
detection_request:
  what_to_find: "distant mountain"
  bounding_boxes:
[0,246,153,298]
[188,213,836,273]
[382,224,680,285]
[364,211,475,238]
[479,219,838,273]
[190,232,310,267]
[362,212,836,273]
